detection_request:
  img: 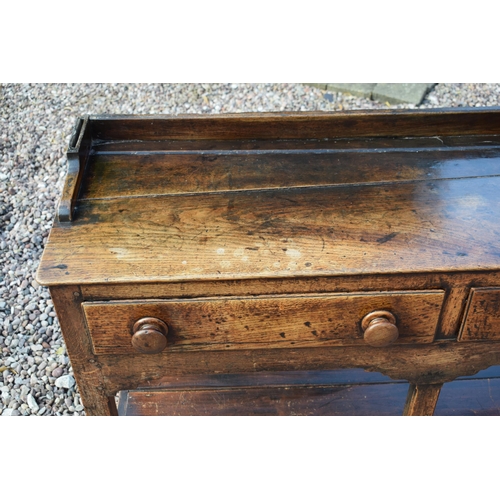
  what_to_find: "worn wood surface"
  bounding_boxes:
[83,291,443,355]
[80,148,500,200]
[79,271,500,302]
[361,310,400,347]
[50,286,117,415]
[119,383,411,416]
[459,288,500,341]
[435,377,500,415]
[117,370,500,416]
[37,110,500,415]
[37,110,500,287]
[137,368,399,389]
[37,176,500,286]
[92,135,500,153]
[403,383,443,416]
[438,286,470,339]
[135,365,500,389]
[96,341,500,395]
[58,117,91,222]
[131,317,169,354]
[89,108,500,141]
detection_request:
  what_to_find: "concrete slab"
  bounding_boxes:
[304,83,327,90]
[326,83,376,98]
[372,83,432,105]
[302,83,437,105]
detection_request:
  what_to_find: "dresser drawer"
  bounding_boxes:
[459,288,500,341]
[83,290,444,355]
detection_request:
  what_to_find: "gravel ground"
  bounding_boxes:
[1,83,500,416]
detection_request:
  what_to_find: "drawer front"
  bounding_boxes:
[83,290,444,355]
[459,288,500,341]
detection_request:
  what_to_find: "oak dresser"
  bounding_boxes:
[36,109,500,415]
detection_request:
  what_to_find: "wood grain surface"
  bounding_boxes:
[83,290,444,354]
[79,148,500,200]
[89,109,500,141]
[92,135,500,153]
[434,378,500,415]
[50,286,117,415]
[459,288,500,341]
[134,365,500,390]
[136,368,400,389]
[96,341,500,394]
[79,270,500,303]
[37,176,500,285]
[119,383,411,416]
[58,117,91,222]
[37,110,500,415]
[117,372,500,416]
[403,383,443,415]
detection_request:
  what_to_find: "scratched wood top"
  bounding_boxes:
[37,110,500,286]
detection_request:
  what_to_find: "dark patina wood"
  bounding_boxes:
[50,286,118,416]
[57,117,91,222]
[131,317,169,354]
[82,291,444,355]
[116,368,500,416]
[403,383,443,416]
[459,288,500,341]
[37,109,500,415]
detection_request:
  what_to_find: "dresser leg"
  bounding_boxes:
[403,383,443,416]
[77,390,118,416]
[50,285,119,416]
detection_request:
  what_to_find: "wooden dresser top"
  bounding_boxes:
[37,109,500,286]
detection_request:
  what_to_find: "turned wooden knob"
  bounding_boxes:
[131,317,168,354]
[361,310,399,347]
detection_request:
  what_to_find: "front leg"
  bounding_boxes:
[50,285,118,416]
[403,383,443,416]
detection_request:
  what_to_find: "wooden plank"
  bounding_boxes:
[435,378,500,415]
[403,383,443,415]
[136,365,500,391]
[93,137,443,152]
[137,368,398,390]
[119,376,500,416]
[458,365,500,379]
[459,288,500,341]
[79,148,500,200]
[37,176,500,286]
[92,135,500,153]
[97,341,500,394]
[120,382,411,416]
[82,290,444,355]
[79,271,500,302]
[89,109,500,141]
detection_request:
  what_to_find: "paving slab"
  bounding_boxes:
[304,83,327,90]
[372,83,432,105]
[326,83,376,98]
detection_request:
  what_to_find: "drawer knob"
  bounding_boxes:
[361,310,399,347]
[131,317,169,354]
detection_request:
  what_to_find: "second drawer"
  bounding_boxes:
[83,290,445,355]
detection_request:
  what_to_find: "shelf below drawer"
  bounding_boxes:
[116,367,500,416]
